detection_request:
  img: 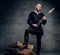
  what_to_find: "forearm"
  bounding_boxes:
[42,16,47,25]
[42,20,47,25]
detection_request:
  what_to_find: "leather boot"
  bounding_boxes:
[19,35,28,50]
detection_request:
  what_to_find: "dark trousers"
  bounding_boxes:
[24,27,42,54]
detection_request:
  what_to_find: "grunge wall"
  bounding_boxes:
[0,0,60,54]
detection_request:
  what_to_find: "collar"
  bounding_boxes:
[34,10,41,15]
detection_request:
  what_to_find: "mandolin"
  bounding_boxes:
[33,8,55,31]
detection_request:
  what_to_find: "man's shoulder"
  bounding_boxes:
[29,11,35,15]
[40,12,45,16]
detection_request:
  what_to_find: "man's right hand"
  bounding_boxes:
[32,24,38,27]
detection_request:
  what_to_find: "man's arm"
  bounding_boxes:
[42,16,47,25]
[27,13,33,26]
[27,12,38,27]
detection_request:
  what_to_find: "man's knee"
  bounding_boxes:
[25,28,30,34]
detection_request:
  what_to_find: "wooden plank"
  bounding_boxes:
[4,48,34,55]
[7,42,33,50]
[17,42,33,50]
[4,42,34,55]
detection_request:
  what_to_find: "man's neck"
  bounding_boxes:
[34,10,40,14]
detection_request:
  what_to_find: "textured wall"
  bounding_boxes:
[0,0,60,54]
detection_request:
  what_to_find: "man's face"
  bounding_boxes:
[35,4,41,12]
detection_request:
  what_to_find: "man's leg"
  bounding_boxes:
[36,34,42,55]
[20,27,34,50]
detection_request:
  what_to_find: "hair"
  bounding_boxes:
[35,3,42,7]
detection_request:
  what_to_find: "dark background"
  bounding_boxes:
[0,0,60,55]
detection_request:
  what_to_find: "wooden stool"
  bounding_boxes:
[4,42,34,55]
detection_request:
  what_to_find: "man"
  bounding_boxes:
[19,3,47,55]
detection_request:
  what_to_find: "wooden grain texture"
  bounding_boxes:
[4,42,34,55]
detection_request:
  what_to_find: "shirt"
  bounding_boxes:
[27,11,46,27]
[27,11,47,35]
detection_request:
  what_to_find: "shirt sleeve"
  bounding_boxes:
[42,19,47,25]
[41,13,47,25]
[27,12,33,26]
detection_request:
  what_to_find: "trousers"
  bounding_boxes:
[24,27,43,54]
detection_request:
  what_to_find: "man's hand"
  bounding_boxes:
[32,24,38,27]
[42,16,47,25]
[42,16,47,20]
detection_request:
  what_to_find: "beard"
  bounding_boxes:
[36,8,40,12]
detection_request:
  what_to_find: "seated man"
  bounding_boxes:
[19,3,47,55]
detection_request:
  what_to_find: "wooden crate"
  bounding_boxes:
[4,42,34,55]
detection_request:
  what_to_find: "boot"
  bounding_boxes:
[20,43,27,50]
[17,42,28,50]
[19,35,28,50]
[19,30,29,50]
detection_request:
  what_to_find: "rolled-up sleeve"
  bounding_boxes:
[42,19,47,25]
